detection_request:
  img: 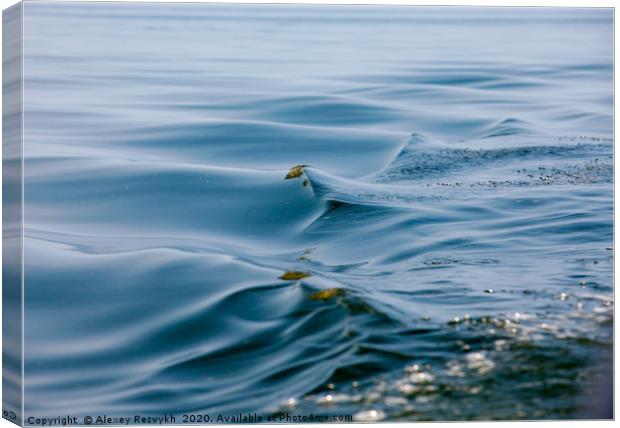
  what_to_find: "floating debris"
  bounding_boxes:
[353,409,386,422]
[285,164,307,180]
[309,287,345,301]
[279,271,311,281]
[484,289,494,294]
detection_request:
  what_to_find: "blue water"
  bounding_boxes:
[20,3,612,421]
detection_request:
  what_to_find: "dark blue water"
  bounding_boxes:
[21,3,612,421]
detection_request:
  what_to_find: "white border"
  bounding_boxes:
[0,2,616,428]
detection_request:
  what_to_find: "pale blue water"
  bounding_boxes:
[20,3,612,421]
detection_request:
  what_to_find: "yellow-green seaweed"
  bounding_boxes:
[279,271,311,281]
[285,164,307,180]
[309,288,345,301]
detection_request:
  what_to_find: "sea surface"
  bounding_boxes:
[20,3,613,422]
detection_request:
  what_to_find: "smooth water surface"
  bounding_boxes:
[21,3,613,421]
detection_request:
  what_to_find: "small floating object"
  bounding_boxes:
[484,288,494,294]
[285,164,307,180]
[309,287,345,301]
[279,271,311,281]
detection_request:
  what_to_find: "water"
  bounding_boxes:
[20,3,612,421]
